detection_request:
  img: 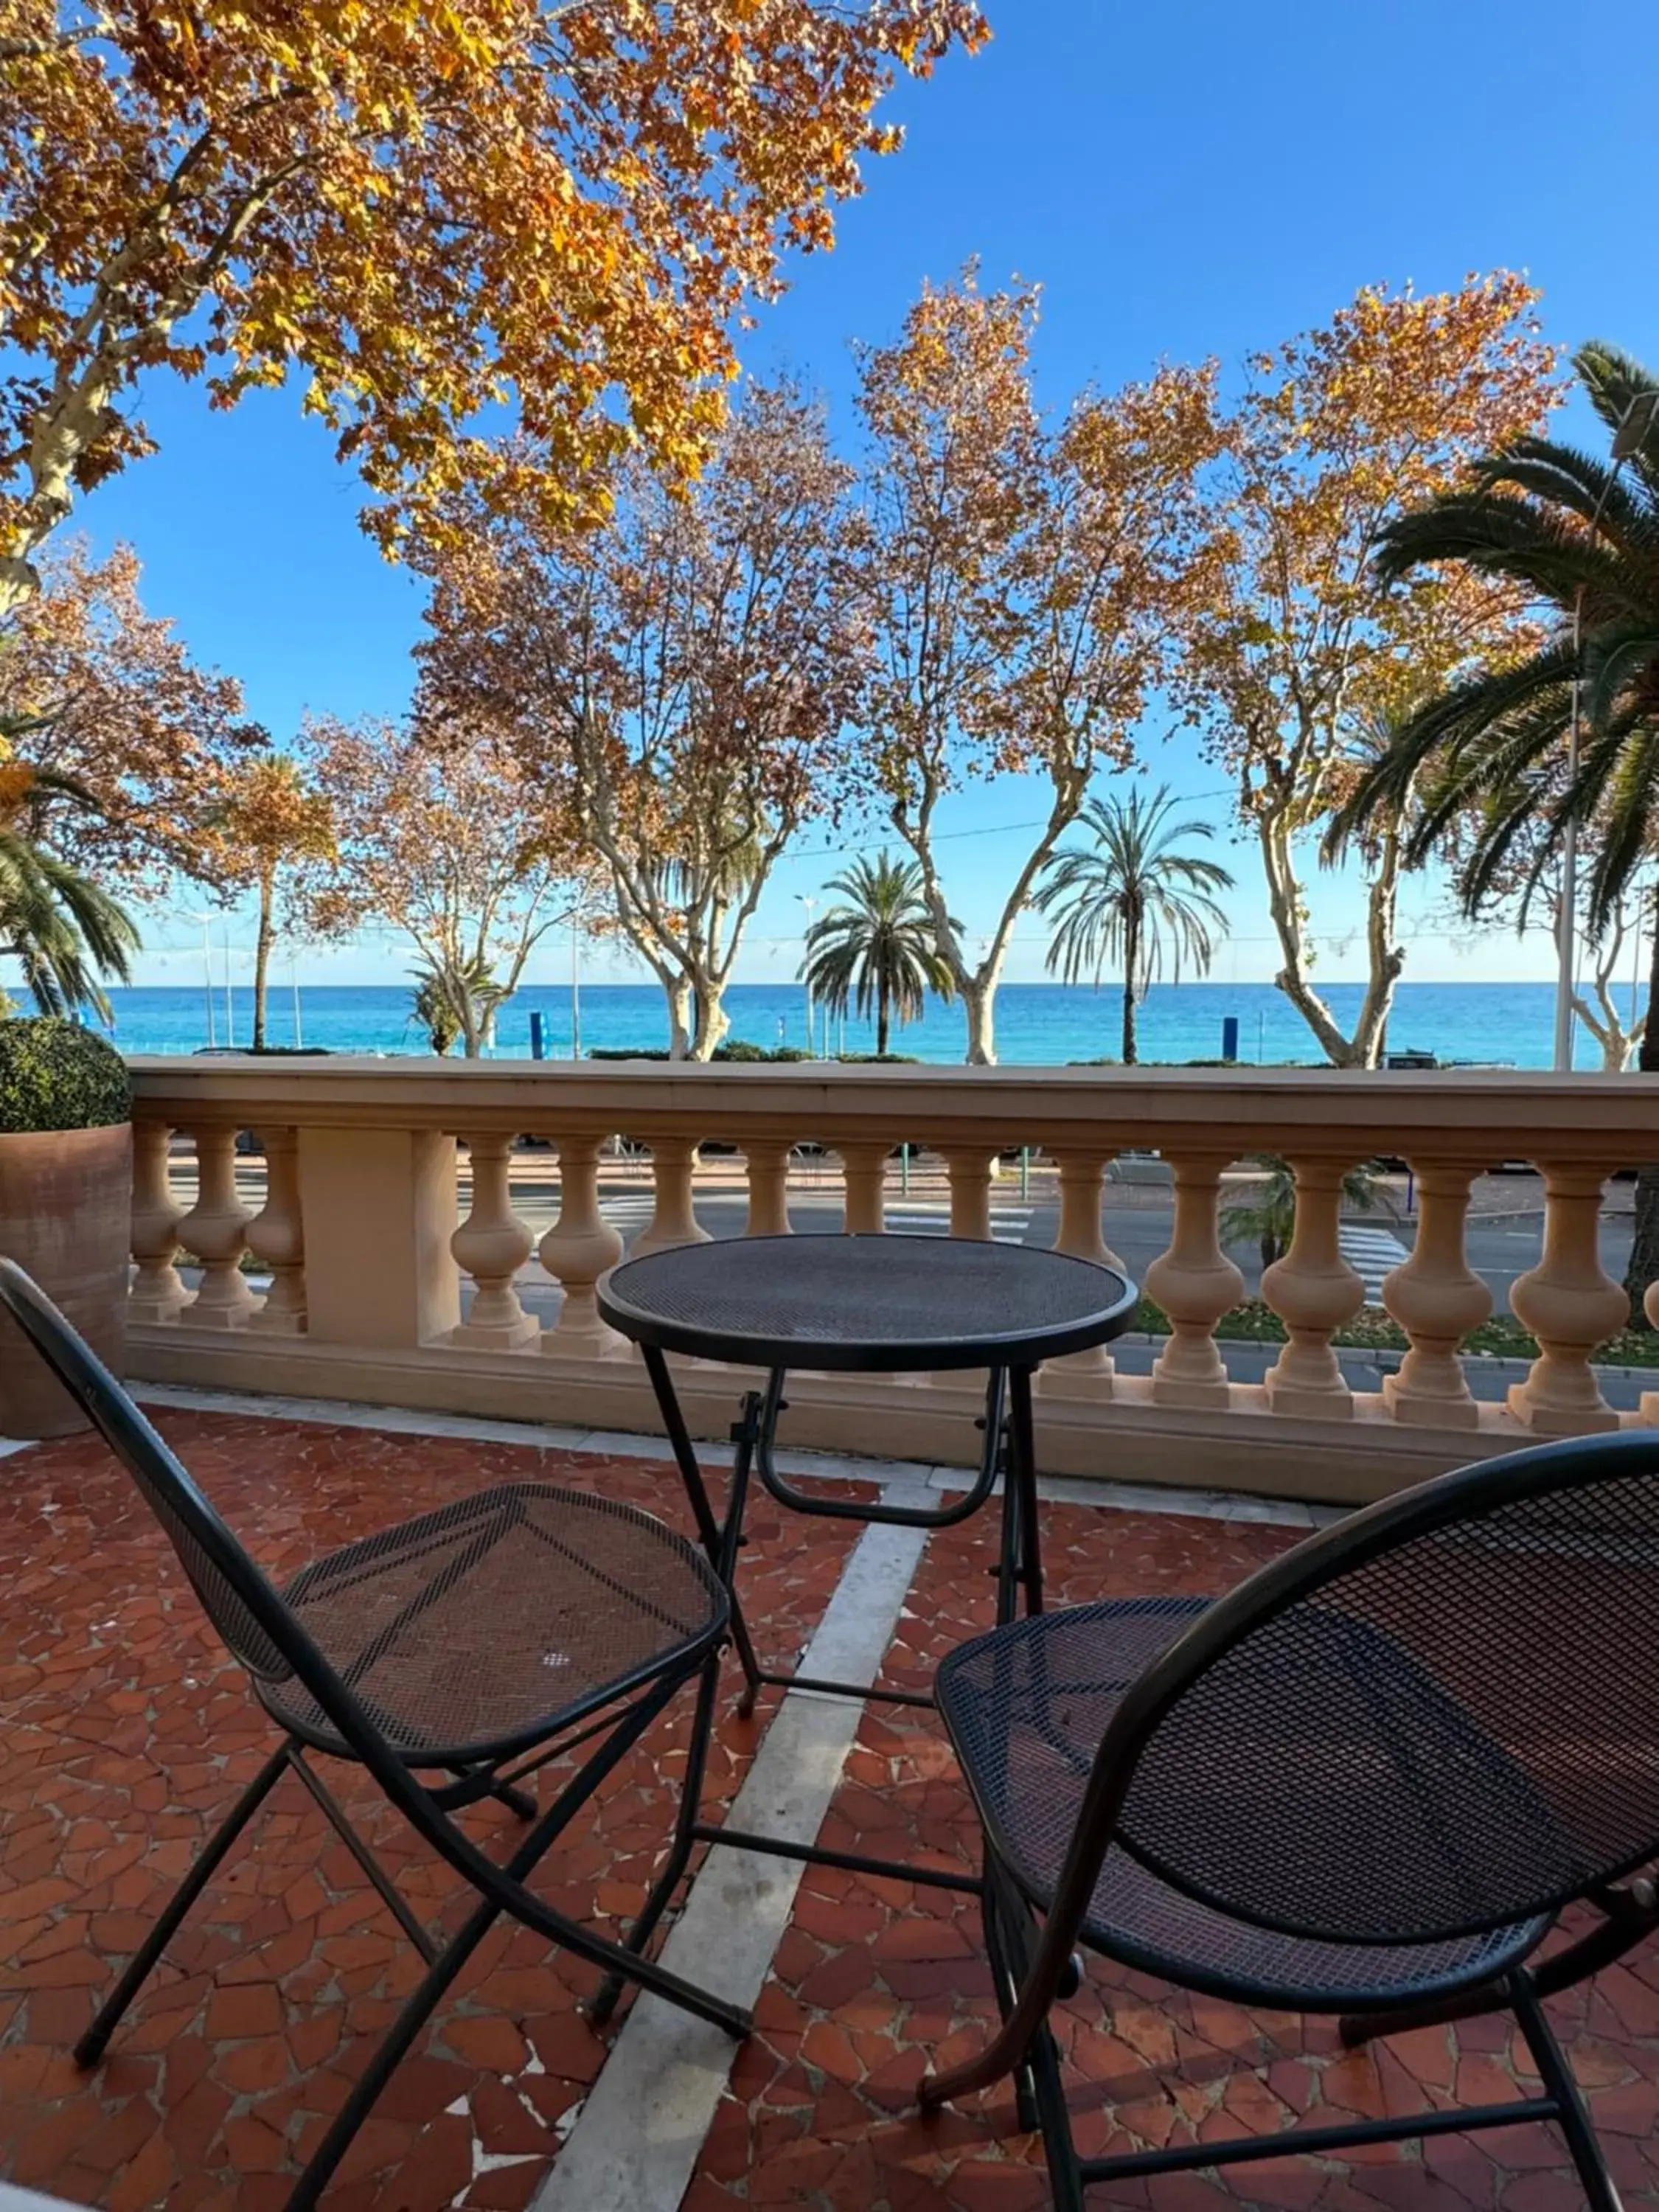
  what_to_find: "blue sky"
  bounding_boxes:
[70,0,1659,990]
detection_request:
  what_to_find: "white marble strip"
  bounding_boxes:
[530,1481,933,2212]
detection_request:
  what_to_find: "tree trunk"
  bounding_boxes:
[1623,889,1659,1323]
[690,978,729,1062]
[877,978,891,1058]
[663,975,693,1060]
[1259,805,1364,1066]
[1121,912,1140,1065]
[961,979,996,1066]
[1349,827,1406,1069]
[251,871,274,1052]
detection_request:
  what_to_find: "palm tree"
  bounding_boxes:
[0,760,137,1020]
[408,953,507,1058]
[1220,1156,1385,1276]
[799,852,956,1056]
[1331,340,1659,1309]
[1033,784,1234,1064]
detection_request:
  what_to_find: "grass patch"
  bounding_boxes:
[1131,1295,1659,1368]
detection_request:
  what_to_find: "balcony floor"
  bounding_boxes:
[1,1397,1656,2212]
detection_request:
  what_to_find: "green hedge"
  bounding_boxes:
[588,1042,815,1064]
[0,1018,130,1132]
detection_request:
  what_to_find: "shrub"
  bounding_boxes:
[0,1018,130,1132]
[588,1041,818,1064]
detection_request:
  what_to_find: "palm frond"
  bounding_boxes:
[1035,782,1234,998]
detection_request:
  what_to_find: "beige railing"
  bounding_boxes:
[123,1057,1659,1504]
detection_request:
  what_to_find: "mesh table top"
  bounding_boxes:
[597,1234,1137,1372]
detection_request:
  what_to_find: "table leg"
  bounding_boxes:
[990,1366,1031,1627]
[640,1343,763,1709]
[1010,1364,1044,1618]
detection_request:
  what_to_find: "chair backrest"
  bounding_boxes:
[1076,1430,1659,1950]
[0,1258,385,1759]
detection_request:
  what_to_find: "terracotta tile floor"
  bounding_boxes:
[4,1411,1659,2212]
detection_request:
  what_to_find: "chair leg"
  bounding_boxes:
[487,1777,539,1820]
[436,1764,538,1820]
[287,1879,504,2211]
[1511,1974,1625,2212]
[587,1648,722,2028]
[77,1743,290,2067]
[983,1872,1038,2135]
[984,1859,1083,2211]
[288,1746,438,1964]
[295,1670,749,2209]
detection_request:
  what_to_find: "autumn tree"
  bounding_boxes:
[1175,275,1557,1068]
[417,383,863,1059]
[201,751,335,1049]
[0,0,986,617]
[0,536,256,894]
[305,718,594,1059]
[853,268,1222,1062]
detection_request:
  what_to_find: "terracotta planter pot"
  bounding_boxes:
[0,1121,131,1438]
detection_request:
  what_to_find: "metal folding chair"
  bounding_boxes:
[0,1258,748,2212]
[922,1430,1659,2211]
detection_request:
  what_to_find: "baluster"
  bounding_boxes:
[1641,1277,1659,1427]
[945,1151,995,1241]
[1144,1152,1242,1408]
[839,1143,887,1235]
[247,1127,307,1336]
[130,1121,189,1324]
[1260,1156,1363,1417]
[539,1135,626,1357]
[450,1134,538,1350]
[1507,1163,1626,1434]
[1380,1161,1489,1427]
[1039,1151,1127,1388]
[1049,1151,1126,1268]
[176,1125,259,1328]
[744,1141,793,1237]
[630,1138,712,1258]
[920,1151,999,1389]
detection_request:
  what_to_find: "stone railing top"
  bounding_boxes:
[125,1054,1659,1163]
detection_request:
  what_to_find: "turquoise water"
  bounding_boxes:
[95,977,1599,1068]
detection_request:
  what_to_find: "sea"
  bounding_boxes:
[89,978,1607,1069]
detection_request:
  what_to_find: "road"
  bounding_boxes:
[514,1175,1622,1312]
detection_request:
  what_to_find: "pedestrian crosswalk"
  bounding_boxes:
[594,1192,1034,1245]
[884,1200,1032,1245]
[1338,1224,1410,1301]
[600,1193,656,1227]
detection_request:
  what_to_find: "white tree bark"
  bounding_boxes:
[1258,798,1405,1068]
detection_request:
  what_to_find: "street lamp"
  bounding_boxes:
[1554,388,1659,1072]
[796,894,817,1055]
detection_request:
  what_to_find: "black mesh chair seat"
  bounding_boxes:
[259,1483,726,1766]
[937,1596,1550,2011]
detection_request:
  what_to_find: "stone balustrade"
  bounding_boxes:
[121,1057,1659,1504]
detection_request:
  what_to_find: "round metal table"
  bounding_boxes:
[598,1234,1137,1693]
[586,1234,1137,1993]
